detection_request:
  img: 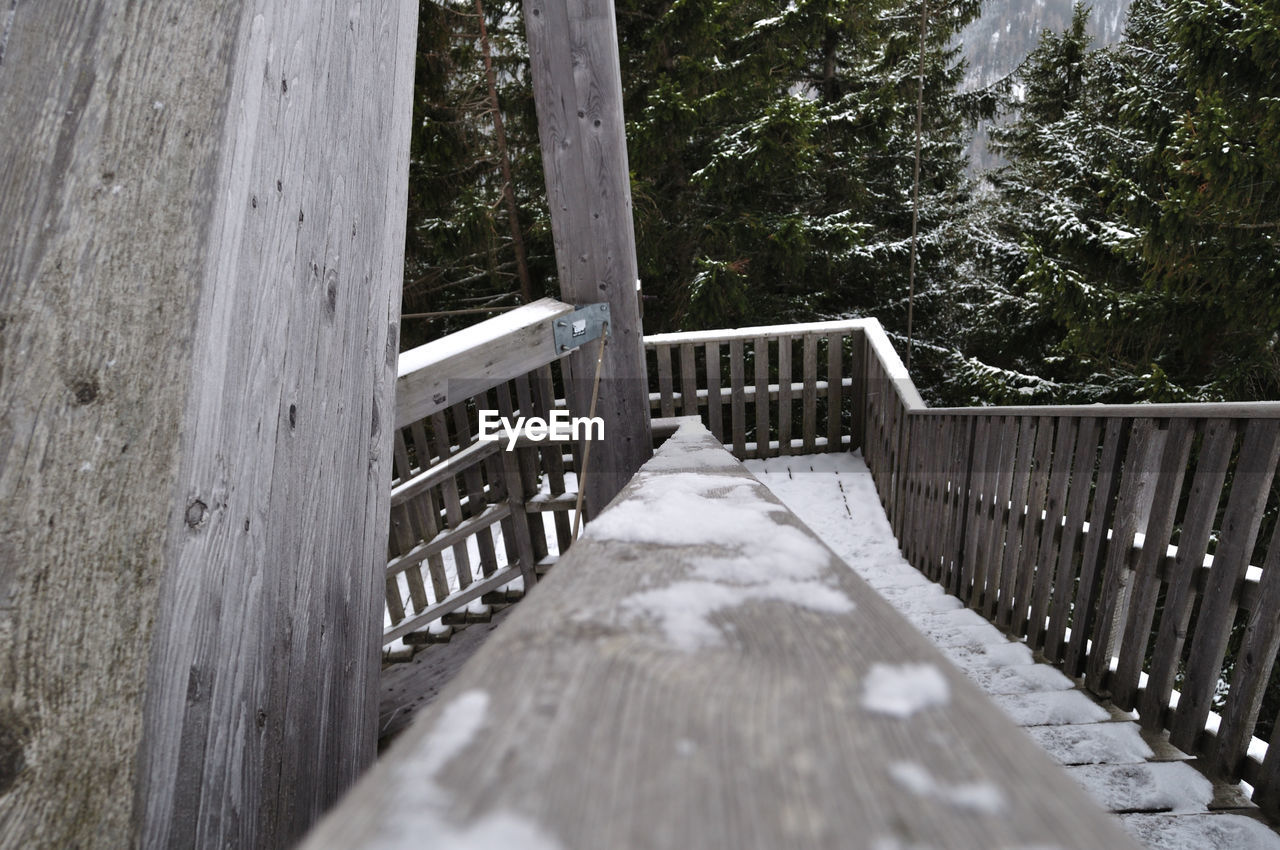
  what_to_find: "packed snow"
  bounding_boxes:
[862,663,951,718]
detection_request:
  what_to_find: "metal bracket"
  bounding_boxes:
[553,303,610,353]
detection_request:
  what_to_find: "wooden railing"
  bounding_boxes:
[644,320,870,458]
[857,329,1280,817]
[385,299,581,650]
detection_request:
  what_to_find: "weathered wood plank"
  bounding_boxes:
[754,336,770,459]
[1026,419,1077,652]
[1083,419,1160,694]
[1110,419,1194,711]
[535,366,574,551]
[827,335,843,452]
[960,417,994,603]
[1139,420,1237,729]
[396,299,574,428]
[1045,418,1102,663]
[0,2,417,846]
[450,403,501,577]
[656,343,676,418]
[680,343,698,418]
[802,334,818,454]
[513,373,550,562]
[303,425,1141,850]
[777,336,793,456]
[995,417,1037,626]
[1216,516,1280,780]
[1010,417,1054,636]
[730,338,746,457]
[1171,419,1280,752]
[703,341,725,445]
[1064,418,1129,678]
[523,0,653,515]
[429,413,475,589]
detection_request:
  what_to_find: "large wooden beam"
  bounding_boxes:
[0,3,416,847]
[522,0,652,517]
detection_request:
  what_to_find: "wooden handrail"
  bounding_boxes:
[311,422,1140,850]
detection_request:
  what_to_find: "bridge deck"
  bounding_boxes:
[747,452,1280,850]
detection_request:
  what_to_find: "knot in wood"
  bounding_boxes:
[185,499,208,529]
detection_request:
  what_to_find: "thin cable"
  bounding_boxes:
[572,324,609,541]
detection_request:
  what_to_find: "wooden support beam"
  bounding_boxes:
[522,0,652,518]
[0,3,416,847]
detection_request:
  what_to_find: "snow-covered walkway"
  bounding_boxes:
[746,451,1280,850]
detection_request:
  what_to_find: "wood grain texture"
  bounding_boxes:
[0,2,416,848]
[301,425,1141,850]
[523,0,652,516]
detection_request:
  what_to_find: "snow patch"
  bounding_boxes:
[888,761,1005,815]
[862,663,950,717]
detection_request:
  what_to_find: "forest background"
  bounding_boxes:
[405,0,1279,406]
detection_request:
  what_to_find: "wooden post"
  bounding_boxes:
[523,0,652,517]
[0,3,416,848]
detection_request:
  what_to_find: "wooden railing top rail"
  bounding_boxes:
[396,297,574,428]
[643,316,876,345]
[311,421,1139,849]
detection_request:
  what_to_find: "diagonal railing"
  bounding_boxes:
[650,316,1280,819]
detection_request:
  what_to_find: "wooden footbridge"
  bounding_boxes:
[4,3,1279,848]
[311,305,1280,848]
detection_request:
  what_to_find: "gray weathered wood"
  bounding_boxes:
[1110,419,1194,710]
[1084,419,1160,693]
[0,3,416,847]
[657,344,676,418]
[995,417,1037,626]
[730,339,746,457]
[396,298,574,428]
[777,336,793,456]
[523,0,653,516]
[1064,418,1129,678]
[754,337,771,458]
[680,343,698,418]
[1171,419,1280,752]
[1010,418,1054,636]
[1139,420,1237,729]
[705,342,724,445]
[302,425,1141,850]
[1026,419,1077,651]
[802,334,818,454]
[827,335,843,452]
[1045,418,1102,663]
[1216,516,1280,780]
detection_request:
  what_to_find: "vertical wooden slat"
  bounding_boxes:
[827,335,843,452]
[1139,419,1237,729]
[680,342,698,418]
[946,417,979,597]
[850,330,865,452]
[429,411,475,589]
[1111,419,1194,710]
[802,334,818,454]
[534,366,573,552]
[450,402,500,576]
[1170,419,1280,752]
[961,417,994,604]
[1027,419,1076,650]
[705,341,724,445]
[754,336,771,459]
[778,335,793,455]
[656,343,675,418]
[1011,418,1055,637]
[497,381,541,577]
[1084,419,1160,694]
[730,339,746,458]
[1214,507,1280,779]
[1063,418,1129,678]
[513,374,549,562]
[975,417,1017,615]
[408,421,453,602]
[919,417,948,580]
[1045,418,1101,663]
[995,417,1038,627]
[391,430,432,613]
